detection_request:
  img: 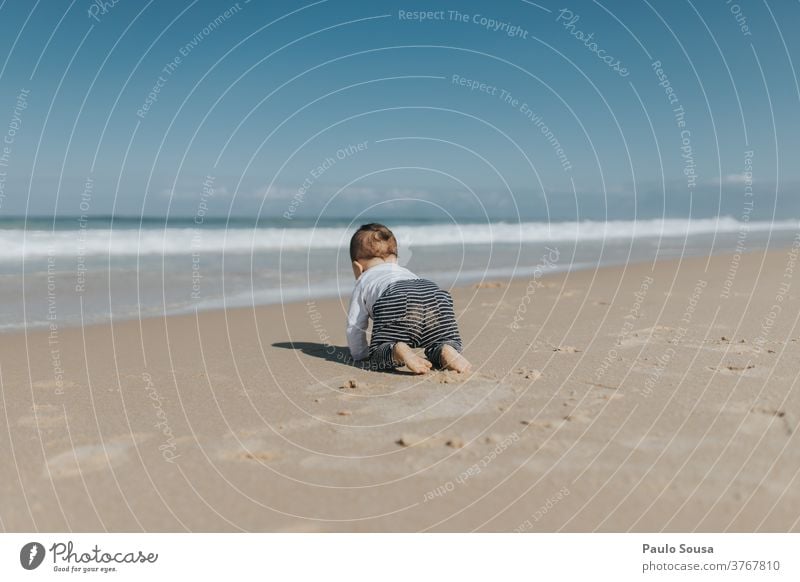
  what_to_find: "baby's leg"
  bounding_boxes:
[423,289,471,373]
[368,341,403,370]
[439,344,471,373]
[393,342,433,374]
[425,341,471,373]
[368,341,432,374]
[368,280,435,373]
[368,317,432,373]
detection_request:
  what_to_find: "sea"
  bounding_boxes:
[0,215,797,332]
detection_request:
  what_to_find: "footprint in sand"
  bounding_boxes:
[707,363,758,376]
[615,326,673,348]
[702,342,763,355]
[17,404,66,430]
[483,433,515,445]
[215,436,283,463]
[231,450,281,462]
[748,407,794,436]
[552,346,580,353]
[45,435,147,479]
[550,384,622,421]
[616,336,647,349]
[515,368,543,381]
[598,391,623,402]
[436,370,469,384]
[629,362,684,380]
[396,433,465,448]
[583,382,624,403]
[396,433,427,447]
[445,437,465,449]
[520,418,563,429]
[31,379,77,391]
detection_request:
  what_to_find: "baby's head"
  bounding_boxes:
[349,223,398,279]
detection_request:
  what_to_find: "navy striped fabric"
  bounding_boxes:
[367,278,463,369]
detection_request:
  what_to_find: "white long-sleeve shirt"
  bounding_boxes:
[346,262,418,360]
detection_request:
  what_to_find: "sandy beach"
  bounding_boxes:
[1,247,799,532]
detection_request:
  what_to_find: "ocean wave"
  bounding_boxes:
[0,217,795,261]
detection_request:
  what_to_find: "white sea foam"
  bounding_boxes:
[0,217,795,261]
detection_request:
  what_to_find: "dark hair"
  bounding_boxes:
[349,223,398,261]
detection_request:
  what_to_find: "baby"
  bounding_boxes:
[346,223,471,374]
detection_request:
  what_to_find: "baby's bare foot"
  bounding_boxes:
[441,344,472,373]
[393,342,432,374]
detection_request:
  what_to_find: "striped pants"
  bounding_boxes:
[368,279,463,370]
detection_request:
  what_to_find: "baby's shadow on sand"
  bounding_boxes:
[271,342,416,375]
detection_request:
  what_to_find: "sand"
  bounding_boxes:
[1,248,799,532]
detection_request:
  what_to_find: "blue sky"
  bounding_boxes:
[0,0,798,221]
